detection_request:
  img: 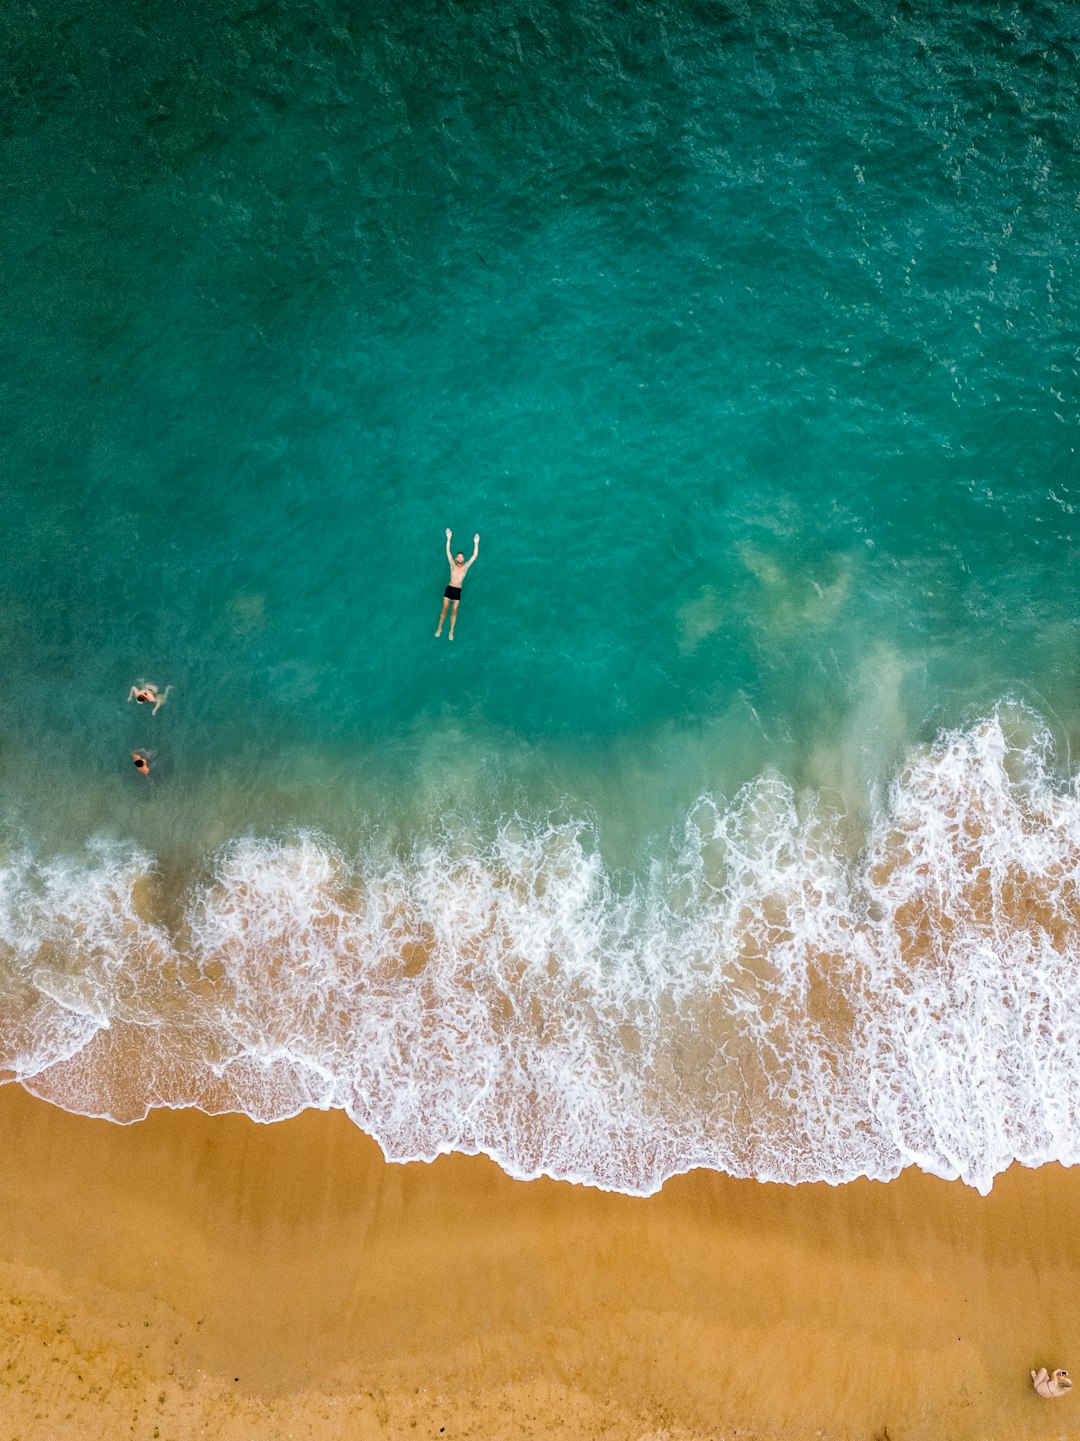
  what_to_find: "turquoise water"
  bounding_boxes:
[1,0,1079,1192]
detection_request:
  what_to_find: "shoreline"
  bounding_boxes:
[6,703,1078,1199]
[0,1082,1077,1439]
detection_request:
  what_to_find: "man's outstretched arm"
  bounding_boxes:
[445,528,454,564]
[463,533,480,571]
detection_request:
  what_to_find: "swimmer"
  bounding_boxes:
[1032,1367,1072,1398]
[132,750,152,778]
[435,529,480,641]
[128,682,171,715]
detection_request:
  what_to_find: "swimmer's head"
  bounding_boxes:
[455,553,465,564]
[133,753,148,770]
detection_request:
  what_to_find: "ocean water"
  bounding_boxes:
[1,0,1078,1193]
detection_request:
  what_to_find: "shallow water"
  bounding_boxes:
[1,0,1078,1191]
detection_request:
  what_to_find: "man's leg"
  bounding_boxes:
[436,598,449,636]
[449,599,460,639]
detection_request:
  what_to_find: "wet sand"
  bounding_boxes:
[0,1082,1076,1440]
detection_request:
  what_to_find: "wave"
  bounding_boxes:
[2,710,1079,1195]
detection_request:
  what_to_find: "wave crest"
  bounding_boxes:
[2,713,1078,1194]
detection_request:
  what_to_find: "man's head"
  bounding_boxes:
[455,552,465,564]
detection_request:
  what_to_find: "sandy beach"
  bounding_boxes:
[0,1082,1076,1440]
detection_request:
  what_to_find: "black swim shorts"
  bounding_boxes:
[444,585,462,601]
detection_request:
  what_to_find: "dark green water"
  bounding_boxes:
[1,0,1078,1192]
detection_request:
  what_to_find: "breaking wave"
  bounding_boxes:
[2,711,1080,1195]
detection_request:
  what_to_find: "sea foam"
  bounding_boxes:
[2,712,1079,1194]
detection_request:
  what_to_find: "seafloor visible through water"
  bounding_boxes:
[1,0,1078,1193]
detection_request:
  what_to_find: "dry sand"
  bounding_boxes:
[0,1082,1076,1440]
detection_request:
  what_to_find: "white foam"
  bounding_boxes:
[2,710,1080,1194]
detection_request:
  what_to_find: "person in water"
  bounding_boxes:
[1032,1367,1072,1398]
[132,750,152,778]
[435,529,480,640]
[128,682,171,714]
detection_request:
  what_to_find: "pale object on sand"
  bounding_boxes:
[1031,1366,1072,1398]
